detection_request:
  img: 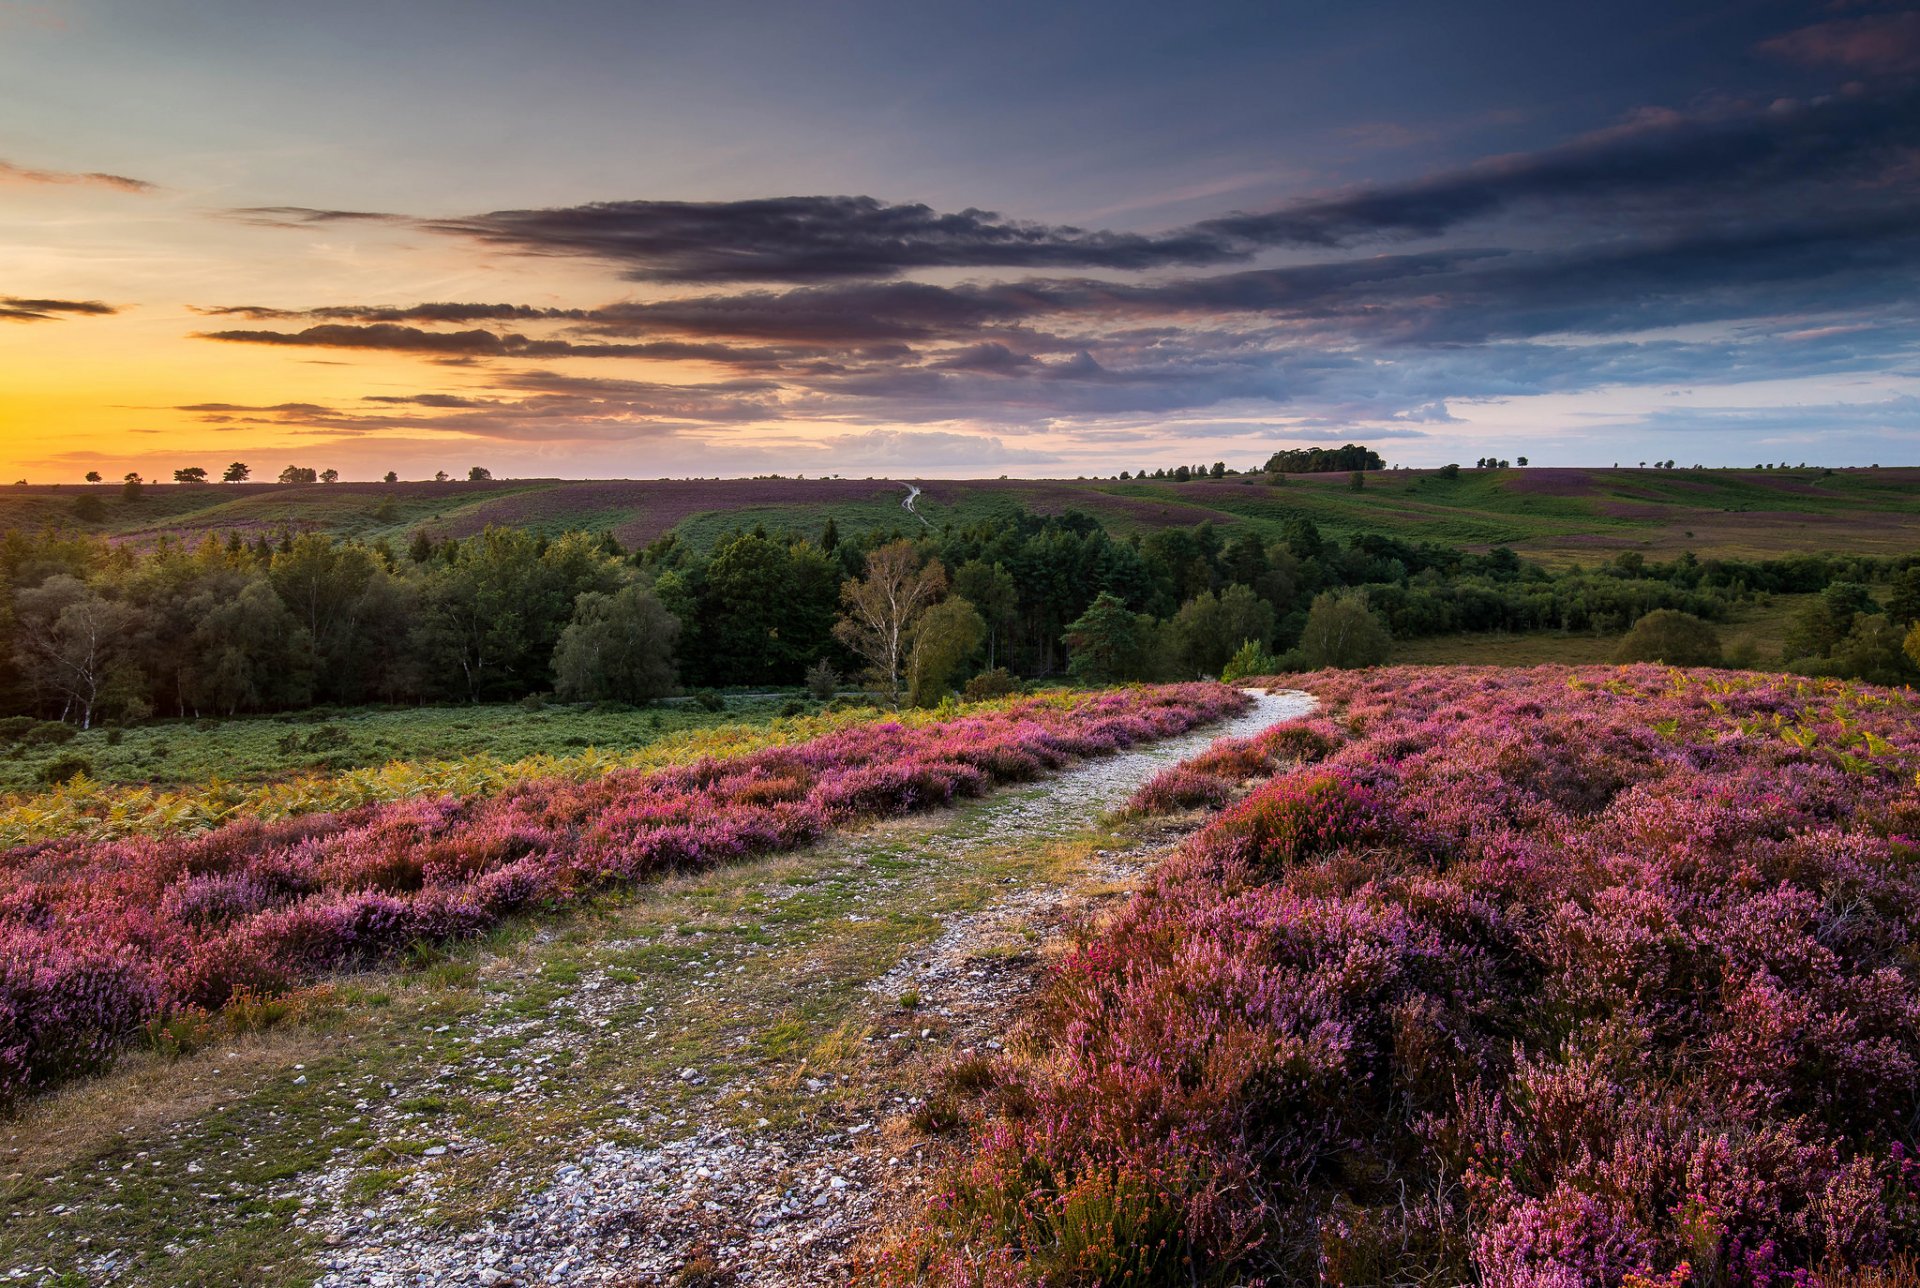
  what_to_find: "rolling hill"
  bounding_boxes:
[6,465,1918,564]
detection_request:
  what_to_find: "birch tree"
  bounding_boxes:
[832,540,945,705]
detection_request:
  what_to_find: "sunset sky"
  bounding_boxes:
[3,0,1918,481]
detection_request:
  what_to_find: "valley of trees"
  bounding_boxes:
[2,502,1917,726]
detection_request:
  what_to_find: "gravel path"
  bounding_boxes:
[307,689,1314,1288]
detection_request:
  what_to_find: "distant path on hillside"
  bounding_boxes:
[304,688,1313,1288]
[900,482,930,528]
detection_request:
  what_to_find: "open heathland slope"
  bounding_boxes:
[885,665,1920,1286]
[9,465,1920,563]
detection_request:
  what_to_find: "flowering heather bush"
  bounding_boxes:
[0,703,949,848]
[884,666,1920,1286]
[0,684,1246,1106]
[1124,715,1348,817]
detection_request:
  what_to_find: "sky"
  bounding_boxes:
[2,0,1918,481]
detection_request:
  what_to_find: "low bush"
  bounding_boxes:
[881,665,1920,1285]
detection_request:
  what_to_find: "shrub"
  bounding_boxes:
[803,658,839,700]
[1220,638,1280,682]
[1614,608,1722,666]
[22,721,78,746]
[887,666,1920,1285]
[689,688,726,713]
[37,754,93,785]
[962,667,1019,700]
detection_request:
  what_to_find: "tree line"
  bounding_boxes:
[0,509,1911,725]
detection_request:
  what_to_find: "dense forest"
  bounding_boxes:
[3,497,1917,729]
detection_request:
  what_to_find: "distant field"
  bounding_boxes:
[6,465,1919,562]
[1388,591,1818,667]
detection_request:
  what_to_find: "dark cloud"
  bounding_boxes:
[421,195,1240,282]
[195,322,825,368]
[0,159,154,192]
[1196,87,1920,248]
[1,295,117,321]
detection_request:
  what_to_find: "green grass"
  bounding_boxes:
[0,693,808,793]
[1386,592,1820,668]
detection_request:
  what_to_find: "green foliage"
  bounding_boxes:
[689,688,726,712]
[907,596,986,707]
[1221,638,1282,682]
[551,582,680,704]
[1264,443,1383,473]
[1613,609,1723,667]
[36,752,92,784]
[1063,592,1157,682]
[1169,585,1275,678]
[963,667,1020,700]
[1298,590,1392,669]
[803,658,839,700]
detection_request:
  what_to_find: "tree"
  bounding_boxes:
[1264,444,1383,474]
[1062,591,1151,683]
[71,494,105,523]
[1884,568,1920,626]
[223,461,250,483]
[1830,614,1910,686]
[187,578,315,714]
[820,516,839,553]
[1613,609,1721,667]
[551,582,679,703]
[319,468,339,484]
[1516,456,1529,467]
[84,470,102,484]
[952,559,1017,669]
[832,540,946,705]
[121,473,143,502]
[468,466,492,482]
[906,596,985,707]
[173,466,208,484]
[1436,463,1461,480]
[278,466,317,484]
[1298,590,1391,669]
[1783,583,1876,662]
[434,470,449,483]
[11,576,145,728]
[1169,585,1275,678]
[1348,471,1365,491]
[383,471,399,484]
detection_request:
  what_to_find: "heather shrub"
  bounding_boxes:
[0,682,1249,1105]
[1125,765,1233,815]
[890,665,1920,1285]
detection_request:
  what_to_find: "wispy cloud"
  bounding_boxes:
[0,159,153,193]
[1,295,117,321]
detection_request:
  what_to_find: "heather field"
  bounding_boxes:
[0,684,1244,1108]
[11,465,1920,564]
[0,695,890,845]
[885,666,1920,1287]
